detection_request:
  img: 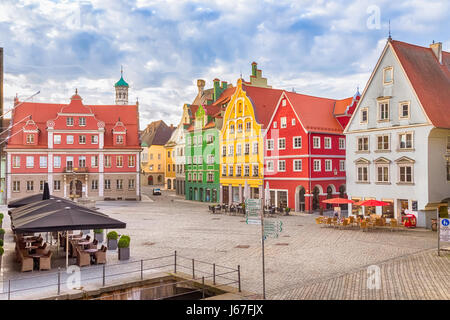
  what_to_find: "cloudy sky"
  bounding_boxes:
[0,0,449,128]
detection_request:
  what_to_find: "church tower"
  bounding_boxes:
[115,66,129,105]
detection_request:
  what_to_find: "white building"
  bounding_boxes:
[344,38,450,228]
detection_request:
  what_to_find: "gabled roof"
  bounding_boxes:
[140,120,175,146]
[242,85,284,128]
[390,40,450,128]
[334,97,354,115]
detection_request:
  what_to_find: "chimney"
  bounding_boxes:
[197,79,205,95]
[221,81,227,90]
[430,41,443,64]
[251,62,257,77]
[213,78,220,102]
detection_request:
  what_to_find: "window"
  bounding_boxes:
[188,173,192,181]
[116,179,123,190]
[207,172,214,182]
[278,138,286,150]
[339,138,345,150]
[26,134,34,144]
[198,155,203,165]
[54,180,61,191]
[26,181,34,191]
[383,67,393,84]
[104,179,111,190]
[324,137,331,149]
[91,155,98,167]
[357,137,369,151]
[66,135,74,144]
[228,165,233,176]
[313,137,320,148]
[104,155,112,167]
[193,136,197,145]
[229,124,235,134]
[267,161,274,172]
[253,142,258,154]
[253,164,259,177]
[187,136,191,145]
[293,137,302,149]
[339,160,345,171]
[228,145,234,156]
[40,180,46,191]
[292,118,296,126]
[167,164,171,172]
[128,155,135,167]
[282,99,286,106]
[54,135,61,144]
[198,136,202,145]
[66,156,74,170]
[378,101,389,121]
[54,156,61,168]
[399,132,413,150]
[207,154,214,165]
[360,108,368,123]
[236,165,242,176]
[293,159,302,172]
[79,117,86,126]
[79,135,86,144]
[376,165,389,183]
[246,122,251,131]
[207,135,213,143]
[222,146,226,156]
[399,102,410,119]
[116,135,124,144]
[78,156,86,168]
[168,151,171,158]
[377,135,390,151]
[267,139,274,150]
[244,165,250,177]
[357,166,369,182]
[237,123,243,133]
[128,179,135,190]
[186,156,191,165]
[39,156,47,168]
[325,159,332,171]
[116,156,123,167]
[236,144,242,155]
[66,117,74,126]
[313,160,321,172]
[281,117,287,128]
[26,156,34,168]
[278,160,286,172]
[13,181,20,192]
[273,121,277,129]
[222,165,227,176]
[245,143,250,155]
[12,156,20,168]
[399,165,413,183]
[91,180,98,190]
[193,156,197,165]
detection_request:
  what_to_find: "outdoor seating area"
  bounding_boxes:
[61,232,109,267]
[209,203,246,215]
[315,215,407,232]
[14,233,53,271]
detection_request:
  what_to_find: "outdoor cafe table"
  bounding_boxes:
[77,240,91,249]
[28,253,44,269]
[84,248,98,264]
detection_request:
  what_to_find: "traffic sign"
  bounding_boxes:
[440,218,450,243]
[263,220,283,239]
[245,198,261,224]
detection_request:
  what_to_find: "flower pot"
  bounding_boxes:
[107,239,118,250]
[118,247,130,260]
[94,232,104,243]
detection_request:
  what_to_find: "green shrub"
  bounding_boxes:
[107,231,119,240]
[94,229,103,234]
[118,235,130,248]
[0,213,3,219]
[0,247,4,256]
[0,239,3,246]
[0,229,5,235]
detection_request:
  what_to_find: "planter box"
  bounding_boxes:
[107,239,118,250]
[94,232,104,243]
[118,247,130,260]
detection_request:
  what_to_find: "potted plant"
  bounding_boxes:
[107,231,119,250]
[118,235,130,260]
[285,207,291,216]
[0,213,3,228]
[0,246,4,269]
[0,228,4,241]
[94,229,104,242]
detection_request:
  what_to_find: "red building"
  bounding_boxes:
[5,74,141,202]
[264,90,360,212]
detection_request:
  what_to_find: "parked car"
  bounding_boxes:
[152,188,162,195]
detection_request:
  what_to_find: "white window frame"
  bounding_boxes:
[324,137,331,149]
[360,108,368,124]
[383,66,393,85]
[357,136,369,152]
[313,159,321,172]
[378,100,390,121]
[376,134,390,151]
[278,160,286,172]
[293,159,302,172]
[267,139,274,151]
[291,118,296,126]
[54,135,61,144]
[79,135,86,144]
[356,165,369,183]
[398,164,414,183]
[39,156,47,168]
[66,117,74,126]
[339,160,345,171]
[91,155,99,168]
[278,138,286,150]
[267,160,274,172]
[376,164,390,183]
[325,159,332,172]
[293,136,302,149]
[398,132,414,150]
[313,137,320,149]
[79,117,86,126]
[280,117,287,128]
[66,135,74,144]
[399,101,410,119]
[54,156,61,168]
[339,138,345,150]
[26,156,34,168]
[12,156,20,168]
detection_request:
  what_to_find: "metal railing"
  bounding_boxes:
[0,251,241,300]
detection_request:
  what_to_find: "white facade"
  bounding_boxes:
[344,40,450,228]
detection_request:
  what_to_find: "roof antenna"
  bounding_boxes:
[388,20,392,41]
[121,65,123,77]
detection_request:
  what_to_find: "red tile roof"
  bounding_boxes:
[391,40,450,128]
[7,96,140,149]
[242,85,284,128]
[285,92,344,134]
[334,97,353,115]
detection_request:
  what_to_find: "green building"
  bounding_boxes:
[185,104,222,203]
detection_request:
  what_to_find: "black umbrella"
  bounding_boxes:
[42,182,50,200]
[8,193,66,208]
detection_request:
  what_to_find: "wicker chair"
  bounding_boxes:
[85,235,91,241]
[94,246,107,264]
[36,243,49,255]
[76,248,91,267]
[360,220,368,232]
[39,250,53,271]
[19,250,34,272]
[90,239,98,249]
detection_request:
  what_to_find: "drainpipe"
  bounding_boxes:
[308,133,312,214]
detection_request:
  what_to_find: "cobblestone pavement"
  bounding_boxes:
[1,186,448,299]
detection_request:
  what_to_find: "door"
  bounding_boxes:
[148,176,153,185]
[312,187,320,211]
[200,188,204,202]
[167,179,171,189]
[326,186,333,210]
[298,187,305,212]
[222,186,229,204]
[70,180,82,198]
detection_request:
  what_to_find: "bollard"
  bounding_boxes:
[8,280,11,300]
[141,260,143,280]
[202,277,205,299]
[238,265,241,292]
[57,268,61,295]
[192,259,195,279]
[213,263,216,285]
[174,251,177,273]
[103,265,106,286]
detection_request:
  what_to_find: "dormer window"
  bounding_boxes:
[79,117,86,126]
[116,135,124,144]
[383,67,393,85]
[67,117,74,126]
[360,108,368,124]
[26,134,34,144]
[399,102,410,119]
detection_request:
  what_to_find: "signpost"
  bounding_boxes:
[437,205,450,256]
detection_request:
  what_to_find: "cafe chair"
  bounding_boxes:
[76,248,91,267]
[39,251,53,271]
[19,250,34,272]
[94,246,107,264]
[36,243,49,255]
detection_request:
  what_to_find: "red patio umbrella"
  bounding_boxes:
[322,198,355,204]
[354,199,390,206]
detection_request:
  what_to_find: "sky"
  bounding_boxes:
[0,0,449,128]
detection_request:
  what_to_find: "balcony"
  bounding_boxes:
[64,167,88,173]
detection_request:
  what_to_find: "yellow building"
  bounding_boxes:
[140,120,175,186]
[164,141,176,190]
[219,75,279,204]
